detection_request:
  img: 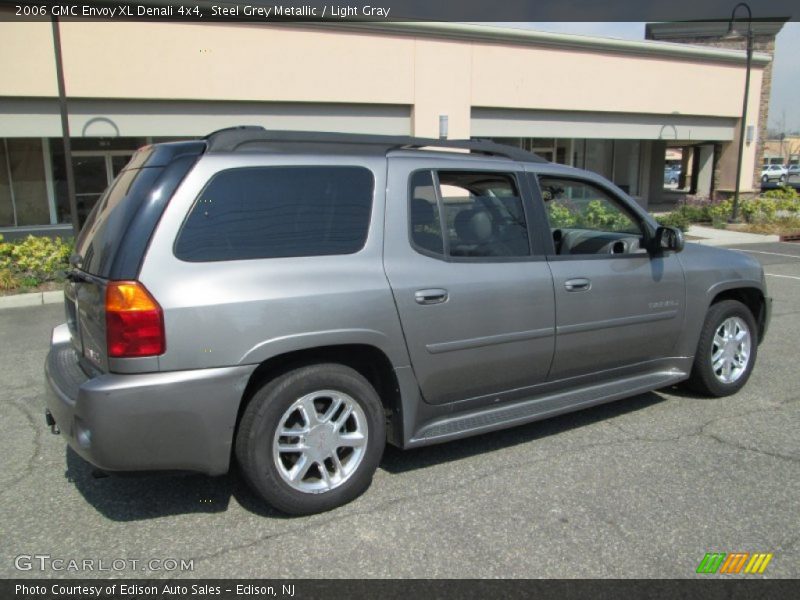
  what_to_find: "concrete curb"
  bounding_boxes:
[0,290,63,310]
[686,225,781,246]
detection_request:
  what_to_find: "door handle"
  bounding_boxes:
[415,289,449,305]
[564,278,591,292]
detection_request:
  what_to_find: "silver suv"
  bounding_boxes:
[45,128,771,515]
[761,164,787,183]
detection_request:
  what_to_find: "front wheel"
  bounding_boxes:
[235,363,385,515]
[761,175,768,183]
[685,300,758,397]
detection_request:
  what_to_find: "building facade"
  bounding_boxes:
[0,16,778,236]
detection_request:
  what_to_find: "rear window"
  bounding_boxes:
[74,167,162,277]
[174,166,374,262]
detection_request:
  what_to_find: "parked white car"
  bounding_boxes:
[761,164,787,183]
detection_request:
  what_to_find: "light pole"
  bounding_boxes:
[724,2,753,222]
[51,16,80,237]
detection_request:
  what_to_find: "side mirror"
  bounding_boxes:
[654,226,685,253]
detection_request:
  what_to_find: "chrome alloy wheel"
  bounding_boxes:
[711,317,752,384]
[272,390,368,494]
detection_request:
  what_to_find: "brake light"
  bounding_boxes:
[106,281,165,358]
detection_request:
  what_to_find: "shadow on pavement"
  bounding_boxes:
[64,390,667,521]
[65,447,287,521]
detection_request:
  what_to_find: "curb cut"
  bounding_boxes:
[0,290,63,310]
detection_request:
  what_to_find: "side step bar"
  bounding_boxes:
[408,370,687,447]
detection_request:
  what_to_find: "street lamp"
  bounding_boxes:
[724,2,753,222]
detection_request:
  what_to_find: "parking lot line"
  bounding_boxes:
[765,273,800,281]
[740,249,800,259]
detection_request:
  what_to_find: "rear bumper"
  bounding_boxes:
[44,324,255,475]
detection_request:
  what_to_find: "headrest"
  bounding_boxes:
[411,198,436,226]
[455,209,492,244]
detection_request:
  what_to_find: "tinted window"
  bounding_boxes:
[409,170,444,256]
[538,177,645,256]
[439,171,529,258]
[408,170,529,259]
[175,166,374,261]
[74,167,163,276]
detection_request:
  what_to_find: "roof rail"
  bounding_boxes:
[203,126,547,163]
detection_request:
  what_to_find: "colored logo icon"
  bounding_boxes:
[696,552,773,574]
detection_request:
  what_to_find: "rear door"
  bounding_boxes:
[383,156,556,405]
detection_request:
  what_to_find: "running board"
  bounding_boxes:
[408,370,686,447]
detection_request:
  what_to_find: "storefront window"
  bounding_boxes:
[0,141,14,227]
[0,139,51,227]
[51,137,144,226]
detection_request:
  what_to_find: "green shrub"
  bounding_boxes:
[677,204,710,223]
[656,211,691,232]
[739,197,775,224]
[707,199,733,221]
[548,200,634,232]
[547,202,578,228]
[0,234,73,290]
[0,268,19,291]
[762,185,799,201]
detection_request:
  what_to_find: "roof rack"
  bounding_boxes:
[204,126,547,163]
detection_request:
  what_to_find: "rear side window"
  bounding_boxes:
[408,169,530,259]
[175,166,374,262]
[74,167,163,277]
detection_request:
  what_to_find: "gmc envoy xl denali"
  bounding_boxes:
[45,127,771,514]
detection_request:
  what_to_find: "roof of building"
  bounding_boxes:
[645,20,788,40]
[307,21,773,67]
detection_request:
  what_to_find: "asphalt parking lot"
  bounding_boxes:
[1,242,798,579]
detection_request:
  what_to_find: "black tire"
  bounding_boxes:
[761,175,768,183]
[779,175,786,183]
[685,300,758,397]
[235,363,385,515]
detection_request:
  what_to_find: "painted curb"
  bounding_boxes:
[0,290,64,310]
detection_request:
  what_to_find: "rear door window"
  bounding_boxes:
[408,170,530,259]
[175,166,374,261]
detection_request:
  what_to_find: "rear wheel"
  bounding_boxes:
[685,300,758,397]
[236,363,385,515]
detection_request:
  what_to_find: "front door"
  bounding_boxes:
[535,174,685,381]
[383,157,556,405]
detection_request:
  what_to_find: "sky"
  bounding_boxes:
[495,22,800,133]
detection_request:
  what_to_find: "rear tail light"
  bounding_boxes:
[106,281,165,358]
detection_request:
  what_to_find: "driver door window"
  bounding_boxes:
[538,177,645,256]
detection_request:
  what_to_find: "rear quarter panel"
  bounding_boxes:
[138,153,411,372]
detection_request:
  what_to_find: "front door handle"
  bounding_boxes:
[415,288,449,305]
[564,278,591,292]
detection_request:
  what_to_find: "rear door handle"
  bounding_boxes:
[415,288,449,305]
[564,278,591,292]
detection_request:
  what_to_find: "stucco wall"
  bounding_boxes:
[0,19,766,191]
